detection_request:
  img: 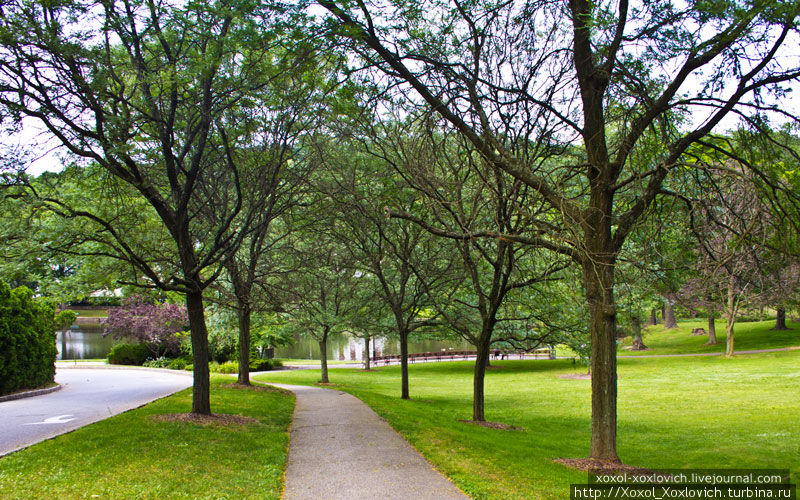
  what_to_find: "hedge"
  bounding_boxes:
[107,343,151,366]
[0,282,57,396]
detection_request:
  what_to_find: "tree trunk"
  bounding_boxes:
[631,316,646,350]
[319,335,329,383]
[584,261,620,463]
[400,330,409,399]
[472,337,491,421]
[725,277,736,357]
[773,307,789,330]
[186,290,211,415]
[663,301,678,329]
[364,336,371,370]
[707,311,717,345]
[237,303,251,385]
[649,308,659,325]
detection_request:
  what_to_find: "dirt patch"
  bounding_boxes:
[314,382,340,387]
[553,458,655,475]
[559,373,592,380]
[458,419,525,431]
[151,413,260,427]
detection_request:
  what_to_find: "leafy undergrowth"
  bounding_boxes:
[256,353,800,499]
[618,318,800,355]
[0,375,294,499]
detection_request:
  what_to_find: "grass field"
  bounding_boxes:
[69,308,109,318]
[255,352,800,500]
[618,318,800,355]
[278,358,356,365]
[0,376,294,499]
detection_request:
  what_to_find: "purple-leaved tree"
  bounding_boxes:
[104,297,188,359]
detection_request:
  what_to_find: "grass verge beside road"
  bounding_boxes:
[0,376,294,499]
[255,352,800,500]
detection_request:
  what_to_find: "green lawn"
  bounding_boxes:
[0,376,294,499]
[255,352,800,500]
[279,358,356,365]
[618,318,800,355]
[70,309,109,318]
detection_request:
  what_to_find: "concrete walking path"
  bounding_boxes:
[271,383,468,500]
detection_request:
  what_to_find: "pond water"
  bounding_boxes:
[274,333,473,361]
[56,325,122,360]
[55,325,474,361]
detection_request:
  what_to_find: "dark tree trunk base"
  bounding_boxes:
[771,308,790,330]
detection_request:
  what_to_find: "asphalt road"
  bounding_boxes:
[0,367,192,457]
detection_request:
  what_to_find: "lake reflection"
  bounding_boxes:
[56,325,122,360]
[274,333,472,361]
[55,325,473,361]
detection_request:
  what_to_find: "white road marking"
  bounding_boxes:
[24,414,76,425]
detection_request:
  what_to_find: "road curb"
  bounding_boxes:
[0,384,62,403]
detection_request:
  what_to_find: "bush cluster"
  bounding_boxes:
[179,358,283,374]
[0,283,58,396]
[107,343,150,366]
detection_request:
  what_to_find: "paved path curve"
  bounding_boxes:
[271,383,468,500]
[0,367,191,456]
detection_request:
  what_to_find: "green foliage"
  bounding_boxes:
[215,361,239,374]
[204,306,294,362]
[0,282,58,395]
[208,358,283,374]
[250,358,282,371]
[54,310,77,331]
[167,358,187,370]
[142,356,171,368]
[208,330,237,363]
[106,343,150,366]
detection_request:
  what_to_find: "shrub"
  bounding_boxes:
[215,361,239,374]
[167,358,187,370]
[250,358,282,371]
[184,364,193,371]
[0,283,57,396]
[107,343,150,366]
[142,356,171,368]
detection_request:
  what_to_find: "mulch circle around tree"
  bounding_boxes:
[458,420,525,431]
[151,413,260,427]
[553,458,655,475]
[558,373,592,380]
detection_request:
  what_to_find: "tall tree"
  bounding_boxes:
[376,122,568,421]
[0,0,296,414]
[316,0,800,461]
[311,136,454,399]
[279,238,363,384]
